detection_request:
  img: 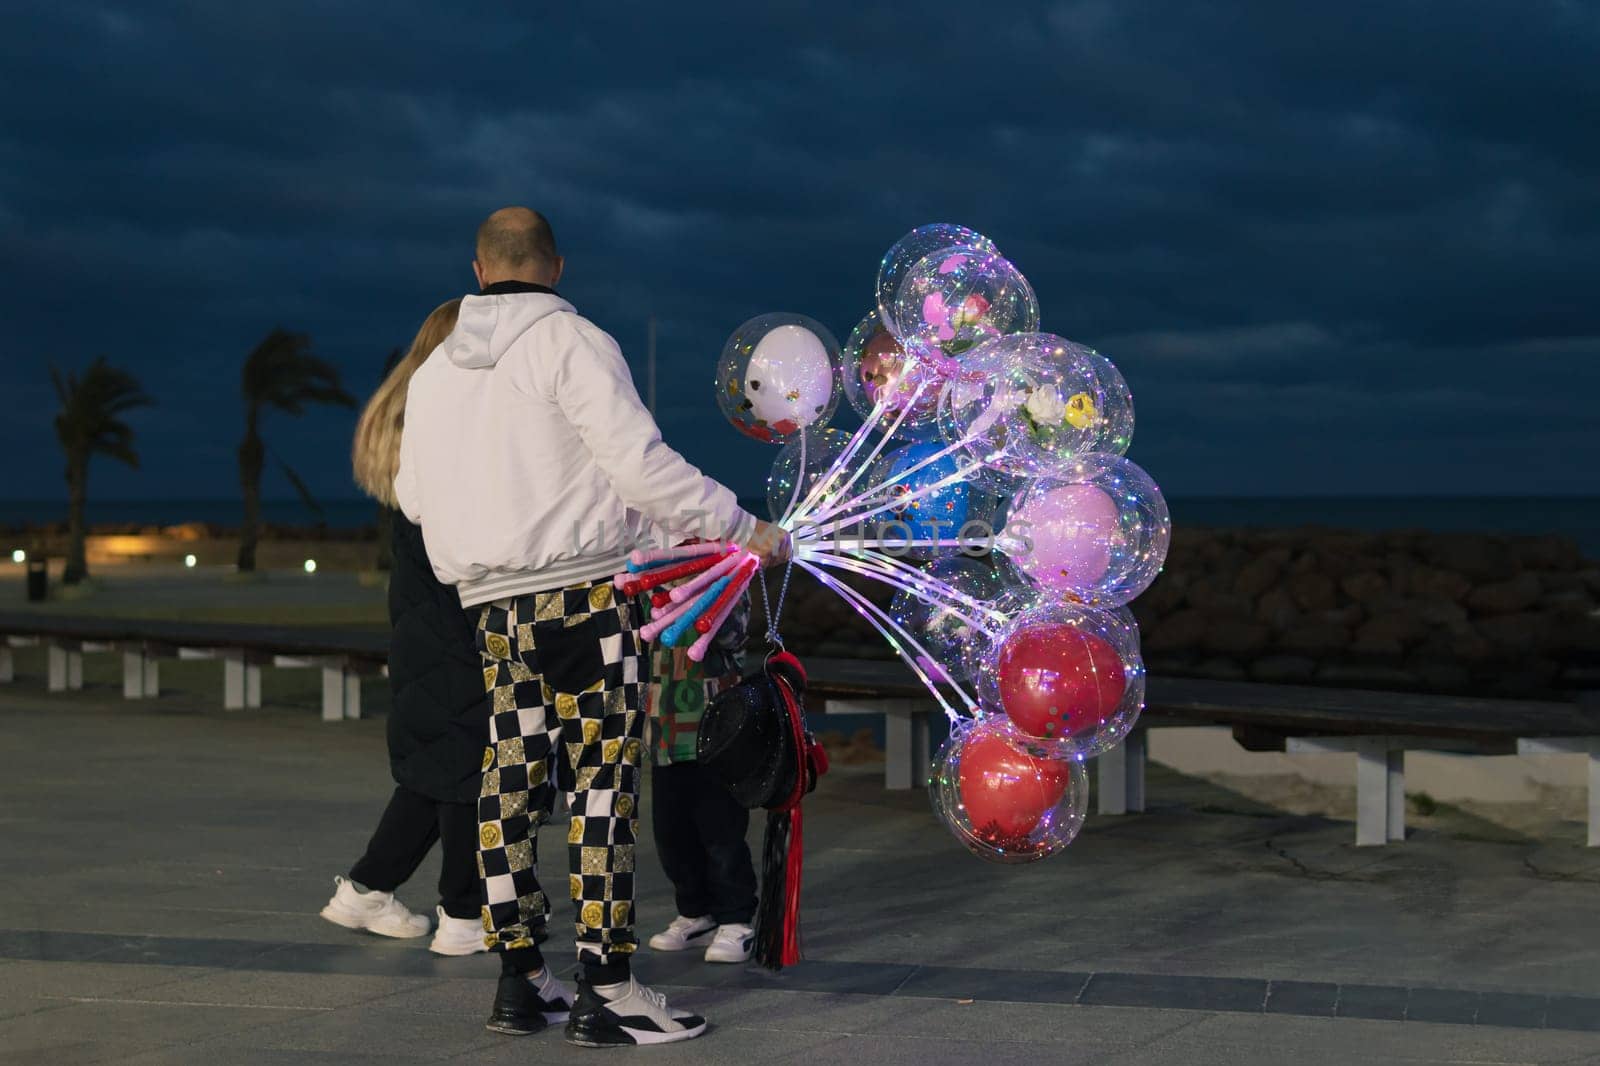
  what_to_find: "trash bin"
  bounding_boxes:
[25,559,47,602]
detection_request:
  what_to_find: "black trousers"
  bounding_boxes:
[350,785,480,920]
[650,761,757,926]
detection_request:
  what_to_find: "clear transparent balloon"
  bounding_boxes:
[840,309,943,436]
[977,600,1146,759]
[765,427,855,521]
[891,248,1039,361]
[998,457,1171,607]
[939,333,1134,480]
[889,556,1011,684]
[930,719,1090,864]
[877,224,997,339]
[958,581,1033,683]
[715,313,842,444]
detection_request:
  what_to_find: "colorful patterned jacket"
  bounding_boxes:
[645,586,751,765]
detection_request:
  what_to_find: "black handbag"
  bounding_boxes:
[696,650,828,969]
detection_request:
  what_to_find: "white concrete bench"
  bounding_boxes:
[0,617,384,723]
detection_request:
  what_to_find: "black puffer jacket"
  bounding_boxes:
[386,512,488,804]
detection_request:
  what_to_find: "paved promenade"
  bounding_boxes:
[3,654,1600,1064]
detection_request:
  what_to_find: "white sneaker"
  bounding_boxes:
[429,906,488,956]
[647,914,716,952]
[704,923,754,964]
[318,876,430,939]
[566,976,707,1047]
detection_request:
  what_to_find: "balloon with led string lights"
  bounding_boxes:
[766,427,856,521]
[716,313,842,444]
[997,456,1170,607]
[841,309,942,437]
[930,718,1090,864]
[891,247,1039,362]
[862,441,997,558]
[887,556,1013,684]
[974,600,1147,760]
[877,224,997,340]
[939,333,1134,481]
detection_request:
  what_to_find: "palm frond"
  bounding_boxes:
[52,357,154,468]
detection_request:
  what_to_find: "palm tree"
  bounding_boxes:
[238,328,355,572]
[51,358,155,585]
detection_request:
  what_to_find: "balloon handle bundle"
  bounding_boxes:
[613,542,760,659]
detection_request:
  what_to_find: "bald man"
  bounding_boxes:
[397,207,786,1047]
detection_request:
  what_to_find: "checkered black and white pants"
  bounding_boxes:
[474,577,646,966]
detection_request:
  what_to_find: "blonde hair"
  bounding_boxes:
[352,298,461,507]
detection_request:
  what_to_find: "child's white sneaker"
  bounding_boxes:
[318,876,429,939]
[647,914,716,952]
[704,923,754,964]
[429,906,489,956]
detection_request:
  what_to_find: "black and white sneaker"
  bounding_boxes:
[565,976,707,1047]
[485,969,576,1036]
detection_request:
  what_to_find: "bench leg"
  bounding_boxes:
[1354,739,1392,847]
[912,711,931,788]
[224,655,261,711]
[48,644,83,692]
[122,651,159,699]
[1590,752,1599,849]
[1097,731,1147,816]
[885,711,913,789]
[322,663,361,722]
[0,645,12,683]
[1387,749,1405,842]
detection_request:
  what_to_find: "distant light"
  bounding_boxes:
[10,549,23,564]
[303,559,318,574]
[184,554,197,568]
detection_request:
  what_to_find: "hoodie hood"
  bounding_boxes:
[447,291,575,369]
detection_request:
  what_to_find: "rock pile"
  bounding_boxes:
[777,529,1600,698]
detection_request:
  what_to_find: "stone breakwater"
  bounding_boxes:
[779,528,1600,699]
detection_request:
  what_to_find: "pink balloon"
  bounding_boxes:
[1010,484,1121,594]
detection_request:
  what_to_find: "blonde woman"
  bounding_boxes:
[318,298,512,961]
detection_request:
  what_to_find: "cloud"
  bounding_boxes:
[0,0,1596,507]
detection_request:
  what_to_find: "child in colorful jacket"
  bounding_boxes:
[644,588,758,963]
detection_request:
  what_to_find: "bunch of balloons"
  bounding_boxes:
[711,224,1171,864]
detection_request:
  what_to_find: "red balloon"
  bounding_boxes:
[998,623,1126,741]
[958,725,1072,846]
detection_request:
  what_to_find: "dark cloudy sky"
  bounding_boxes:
[4,0,1597,511]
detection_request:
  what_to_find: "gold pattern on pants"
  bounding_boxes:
[588,584,614,610]
[567,817,584,845]
[555,693,579,719]
[480,823,501,848]
[481,747,495,772]
[581,902,604,928]
[484,632,511,659]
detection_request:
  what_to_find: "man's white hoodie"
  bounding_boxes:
[395,288,758,607]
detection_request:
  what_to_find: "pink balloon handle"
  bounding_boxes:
[629,541,730,568]
[667,550,744,604]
